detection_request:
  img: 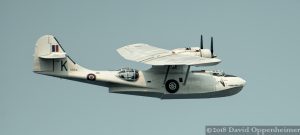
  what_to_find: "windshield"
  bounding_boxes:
[212,70,225,76]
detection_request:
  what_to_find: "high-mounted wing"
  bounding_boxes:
[117,44,221,66]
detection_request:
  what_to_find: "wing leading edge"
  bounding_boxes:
[117,44,221,66]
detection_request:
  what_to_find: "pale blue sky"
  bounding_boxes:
[1,0,300,135]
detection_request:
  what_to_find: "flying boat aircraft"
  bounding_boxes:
[33,35,246,99]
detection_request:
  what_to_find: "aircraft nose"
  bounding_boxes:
[238,78,246,87]
[226,77,246,87]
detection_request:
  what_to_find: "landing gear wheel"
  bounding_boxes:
[165,79,179,93]
[87,73,96,81]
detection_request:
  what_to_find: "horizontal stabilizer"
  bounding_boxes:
[39,52,66,59]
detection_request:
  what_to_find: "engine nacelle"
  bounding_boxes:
[200,49,213,58]
[171,47,215,58]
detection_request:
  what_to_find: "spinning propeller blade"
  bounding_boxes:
[200,35,203,49]
[210,37,214,58]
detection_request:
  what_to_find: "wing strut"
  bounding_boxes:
[163,65,171,84]
[183,65,191,85]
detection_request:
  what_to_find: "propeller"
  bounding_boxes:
[210,37,214,58]
[200,35,203,49]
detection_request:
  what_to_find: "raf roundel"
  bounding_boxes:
[87,73,96,81]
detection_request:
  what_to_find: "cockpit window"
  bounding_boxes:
[212,70,225,76]
[224,74,236,77]
[117,68,139,81]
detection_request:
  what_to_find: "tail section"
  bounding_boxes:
[33,35,87,77]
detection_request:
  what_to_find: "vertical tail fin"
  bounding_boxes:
[33,35,87,76]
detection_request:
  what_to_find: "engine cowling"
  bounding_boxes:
[171,47,214,58]
[200,49,213,58]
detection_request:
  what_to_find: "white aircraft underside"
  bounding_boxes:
[33,35,246,99]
